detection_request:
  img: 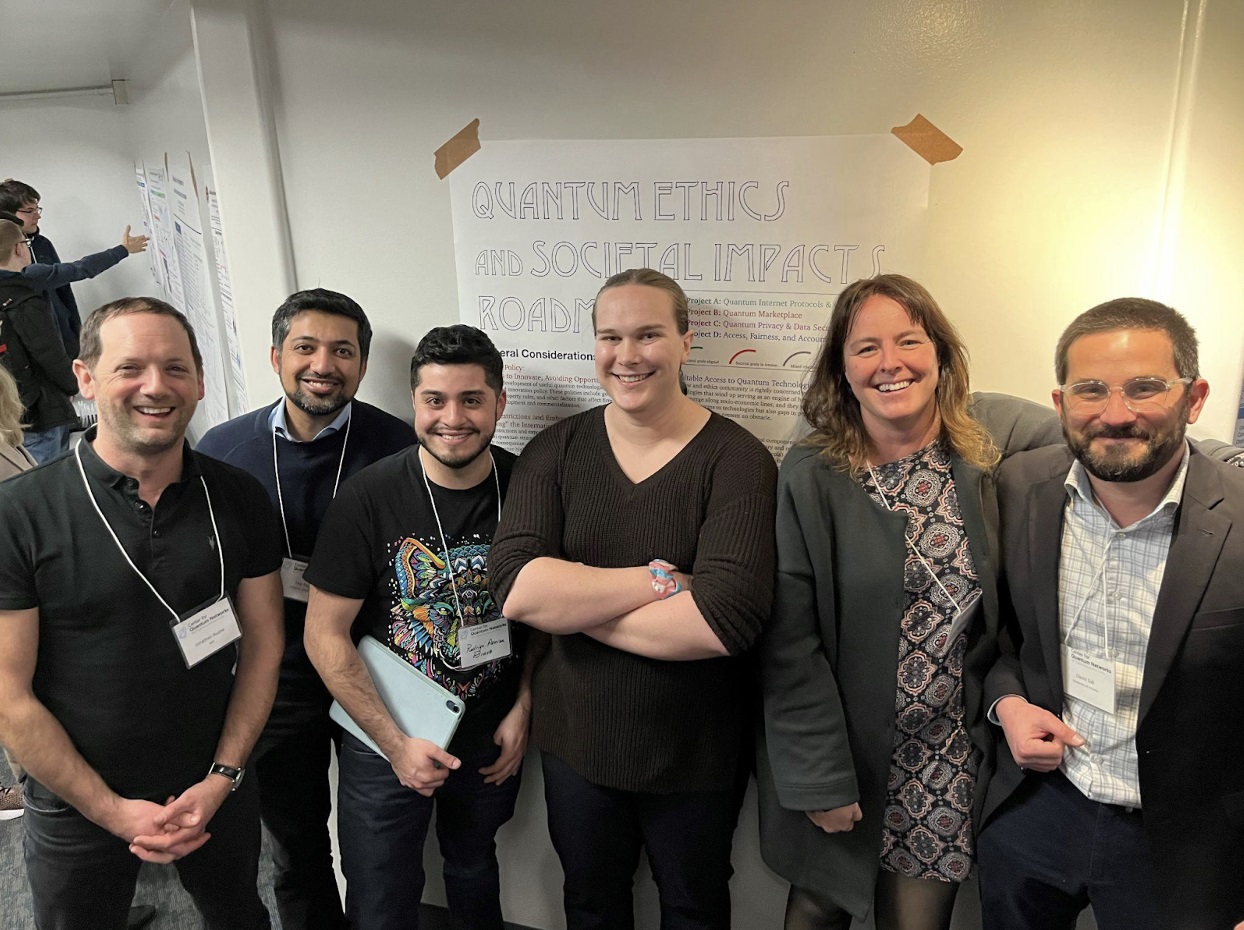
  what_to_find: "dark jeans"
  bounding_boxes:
[541,751,742,930]
[336,732,522,930]
[977,770,1160,930]
[23,776,269,930]
[253,698,349,930]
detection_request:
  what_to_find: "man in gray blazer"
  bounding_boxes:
[977,297,1244,930]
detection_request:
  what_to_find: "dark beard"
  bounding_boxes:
[288,387,348,418]
[1064,418,1186,483]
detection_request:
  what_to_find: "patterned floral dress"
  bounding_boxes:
[862,440,981,883]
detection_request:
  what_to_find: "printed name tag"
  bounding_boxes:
[1061,646,1116,714]
[173,597,242,668]
[459,618,511,668]
[281,557,310,603]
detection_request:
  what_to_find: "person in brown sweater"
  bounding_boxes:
[490,268,777,930]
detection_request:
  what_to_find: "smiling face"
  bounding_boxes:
[271,310,366,421]
[413,362,506,479]
[593,283,692,418]
[75,313,204,456]
[843,294,940,440]
[1055,328,1207,482]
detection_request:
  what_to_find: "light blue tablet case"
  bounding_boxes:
[329,635,465,760]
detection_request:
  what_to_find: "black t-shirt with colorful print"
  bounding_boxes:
[306,445,521,757]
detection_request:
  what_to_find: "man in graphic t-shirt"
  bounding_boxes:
[305,325,535,930]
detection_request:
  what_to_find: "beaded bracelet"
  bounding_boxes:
[648,558,682,599]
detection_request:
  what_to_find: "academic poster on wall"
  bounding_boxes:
[135,156,249,432]
[206,184,248,412]
[168,157,230,430]
[141,162,187,314]
[449,135,930,459]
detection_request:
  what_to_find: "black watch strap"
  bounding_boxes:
[207,762,245,791]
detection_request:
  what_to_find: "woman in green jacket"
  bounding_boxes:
[758,274,1061,930]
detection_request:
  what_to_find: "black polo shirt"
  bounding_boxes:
[0,430,282,800]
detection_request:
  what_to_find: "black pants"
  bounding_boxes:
[541,752,742,930]
[23,776,269,930]
[253,696,349,930]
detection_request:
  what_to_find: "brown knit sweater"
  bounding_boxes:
[490,406,777,792]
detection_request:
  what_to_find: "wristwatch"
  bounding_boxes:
[207,762,245,791]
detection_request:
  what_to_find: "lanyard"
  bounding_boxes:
[1063,526,1116,657]
[418,447,501,668]
[867,462,968,617]
[272,412,352,557]
[75,443,225,623]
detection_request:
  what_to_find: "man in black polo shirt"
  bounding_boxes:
[0,297,285,930]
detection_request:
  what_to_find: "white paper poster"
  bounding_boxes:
[133,162,163,291]
[168,157,230,430]
[143,162,186,313]
[206,184,248,411]
[449,135,930,458]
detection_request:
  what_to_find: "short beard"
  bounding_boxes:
[287,387,348,418]
[419,435,490,472]
[1063,407,1187,483]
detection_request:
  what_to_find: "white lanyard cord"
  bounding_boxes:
[418,448,501,668]
[867,462,968,617]
[1063,526,1114,657]
[272,412,352,558]
[75,443,225,623]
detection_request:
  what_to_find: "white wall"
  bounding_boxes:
[0,97,152,312]
[0,0,230,436]
[234,0,1244,442]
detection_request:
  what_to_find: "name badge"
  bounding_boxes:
[281,557,310,603]
[1061,645,1116,714]
[173,596,242,668]
[459,618,511,668]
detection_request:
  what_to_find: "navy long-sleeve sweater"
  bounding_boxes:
[197,398,414,701]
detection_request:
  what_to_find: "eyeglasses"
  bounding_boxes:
[16,205,41,217]
[1059,377,1193,414]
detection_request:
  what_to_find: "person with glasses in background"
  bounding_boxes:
[0,179,148,358]
[0,219,79,463]
[977,298,1244,930]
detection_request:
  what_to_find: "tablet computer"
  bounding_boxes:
[329,635,465,760]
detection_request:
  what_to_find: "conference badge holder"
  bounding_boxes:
[172,594,242,668]
[280,556,311,603]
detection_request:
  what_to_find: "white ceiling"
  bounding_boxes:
[0,0,179,94]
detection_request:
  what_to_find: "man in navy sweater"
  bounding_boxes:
[197,289,412,930]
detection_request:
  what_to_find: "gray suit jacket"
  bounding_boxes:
[983,444,1244,929]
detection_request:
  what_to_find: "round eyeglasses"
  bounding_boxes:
[1059,377,1192,415]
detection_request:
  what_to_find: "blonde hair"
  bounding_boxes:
[592,268,690,334]
[0,219,24,259]
[800,274,999,474]
[0,365,27,446]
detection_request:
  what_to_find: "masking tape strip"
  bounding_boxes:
[891,114,962,165]
[435,119,482,180]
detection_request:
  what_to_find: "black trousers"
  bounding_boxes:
[541,751,743,930]
[23,775,269,930]
[252,694,349,930]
